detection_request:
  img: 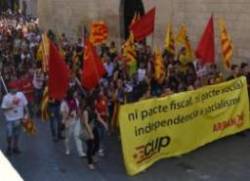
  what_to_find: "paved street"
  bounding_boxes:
[1,112,250,181]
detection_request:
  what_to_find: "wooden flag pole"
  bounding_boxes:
[41,34,48,73]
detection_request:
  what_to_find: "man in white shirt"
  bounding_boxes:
[1,86,28,156]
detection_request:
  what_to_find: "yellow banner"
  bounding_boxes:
[119,77,250,176]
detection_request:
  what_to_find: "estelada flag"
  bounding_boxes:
[82,39,106,90]
[130,7,156,41]
[89,21,108,45]
[48,41,70,100]
[219,19,233,69]
[195,16,215,64]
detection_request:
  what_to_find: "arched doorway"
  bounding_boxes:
[120,0,145,40]
[7,0,19,12]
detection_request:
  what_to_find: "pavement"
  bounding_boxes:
[1,112,250,181]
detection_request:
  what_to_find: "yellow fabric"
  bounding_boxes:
[219,19,233,69]
[119,77,249,176]
[22,118,37,135]
[153,48,166,84]
[164,22,175,55]
[36,34,50,72]
[122,33,137,76]
[41,87,49,122]
[176,25,194,63]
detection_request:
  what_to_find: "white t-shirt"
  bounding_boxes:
[104,62,114,77]
[1,92,28,122]
[33,71,44,89]
[60,99,79,127]
[137,68,146,82]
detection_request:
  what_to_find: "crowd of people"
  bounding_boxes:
[0,11,249,170]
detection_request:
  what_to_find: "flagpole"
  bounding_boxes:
[41,34,48,72]
[75,77,87,96]
[151,32,155,49]
[0,73,8,93]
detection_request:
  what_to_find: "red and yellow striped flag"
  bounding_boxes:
[176,25,194,64]
[219,19,233,69]
[89,21,108,45]
[22,118,37,135]
[154,48,166,84]
[41,87,49,122]
[122,33,137,76]
[37,34,50,72]
[164,22,175,56]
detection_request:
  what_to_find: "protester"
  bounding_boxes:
[227,64,240,80]
[60,89,86,157]
[48,97,63,141]
[1,84,28,156]
[0,10,249,169]
[81,98,100,170]
[95,89,109,156]
[32,65,45,115]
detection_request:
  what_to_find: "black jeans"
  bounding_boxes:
[86,128,100,164]
[49,104,62,139]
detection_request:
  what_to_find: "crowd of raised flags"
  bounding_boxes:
[0,7,249,170]
[30,7,247,136]
[35,7,235,101]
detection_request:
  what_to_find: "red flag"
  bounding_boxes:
[82,39,106,90]
[130,7,156,41]
[195,16,215,64]
[48,41,70,100]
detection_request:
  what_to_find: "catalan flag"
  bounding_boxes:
[122,33,137,76]
[219,19,233,69]
[176,25,194,63]
[36,34,50,72]
[41,87,49,122]
[164,22,175,56]
[154,48,166,84]
[22,118,37,135]
[89,21,108,45]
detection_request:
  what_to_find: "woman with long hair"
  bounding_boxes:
[80,97,100,170]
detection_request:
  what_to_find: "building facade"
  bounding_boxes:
[19,0,37,16]
[37,0,250,63]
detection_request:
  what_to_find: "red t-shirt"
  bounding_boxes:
[19,78,34,102]
[9,78,34,102]
[95,96,108,120]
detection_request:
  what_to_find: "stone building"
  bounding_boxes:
[19,0,38,16]
[37,0,250,64]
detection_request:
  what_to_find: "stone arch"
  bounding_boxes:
[120,0,145,40]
